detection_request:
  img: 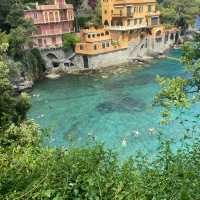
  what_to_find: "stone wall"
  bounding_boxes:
[87,49,129,69]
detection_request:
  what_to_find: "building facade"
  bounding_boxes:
[75,27,128,55]
[24,0,74,49]
[101,0,160,30]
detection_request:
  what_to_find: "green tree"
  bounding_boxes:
[63,33,80,51]
[155,33,200,125]
[15,92,31,122]
[0,33,16,129]
[159,0,200,31]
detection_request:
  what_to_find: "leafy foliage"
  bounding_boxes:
[159,0,200,30]
[63,33,80,51]
[0,40,31,129]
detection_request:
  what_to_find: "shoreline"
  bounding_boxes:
[45,48,171,79]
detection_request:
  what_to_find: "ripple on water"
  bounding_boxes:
[104,74,156,91]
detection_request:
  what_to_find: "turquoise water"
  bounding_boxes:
[28,50,199,159]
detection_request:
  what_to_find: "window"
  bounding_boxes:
[102,42,106,48]
[38,39,42,47]
[148,5,152,12]
[105,31,109,35]
[55,12,59,21]
[127,6,132,17]
[134,19,137,25]
[52,36,56,44]
[127,19,130,26]
[49,12,54,21]
[92,34,95,38]
[106,42,110,47]
[101,33,105,36]
[34,12,37,19]
[80,44,84,50]
[139,18,143,24]
[93,44,97,50]
[97,33,100,37]
[37,26,42,35]
[104,10,107,14]
[44,12,48,22]
[134,7,138,13]
[88,34,91,38]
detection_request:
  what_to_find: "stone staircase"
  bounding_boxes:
[128,37,148,61]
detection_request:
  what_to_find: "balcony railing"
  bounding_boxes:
[32,29,64,37]
[112,12,133,18]
[33,17,73,24]
[107,24,148,31]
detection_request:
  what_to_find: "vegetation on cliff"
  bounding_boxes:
[0,0,46,83]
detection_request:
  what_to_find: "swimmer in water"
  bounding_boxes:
[132,130,140,137]
[122,138,127,146]
[148,128,156,135]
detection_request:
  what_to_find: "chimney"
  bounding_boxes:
[54,0,65,5]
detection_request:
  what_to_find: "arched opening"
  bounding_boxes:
[105,31,109,35]
[175,32,179,43]
[164,32,169,43]
[52,62,59,68]
[104,20,109,26]
[46,53,58,60]
[170,33,174,40]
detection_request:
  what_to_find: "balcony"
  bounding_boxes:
[32,29,64,37]
[112,10,133,18]
[147,11,160,17]
[108,24,148,31]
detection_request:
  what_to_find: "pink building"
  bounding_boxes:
[24,0,74,49]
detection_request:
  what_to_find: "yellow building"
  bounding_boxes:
[101,0,160,30]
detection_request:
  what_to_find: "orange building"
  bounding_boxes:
[75,27,128,55]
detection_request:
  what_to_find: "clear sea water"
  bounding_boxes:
[28,50,200,159]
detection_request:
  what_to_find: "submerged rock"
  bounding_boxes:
[96,96,146,114]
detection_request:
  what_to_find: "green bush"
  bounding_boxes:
[63,33,80,51]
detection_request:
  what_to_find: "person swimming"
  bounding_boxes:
[132,130,140,137]
[122,138,127,146]
[148,128,156,135]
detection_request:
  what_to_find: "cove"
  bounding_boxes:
[28,50,200,159]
